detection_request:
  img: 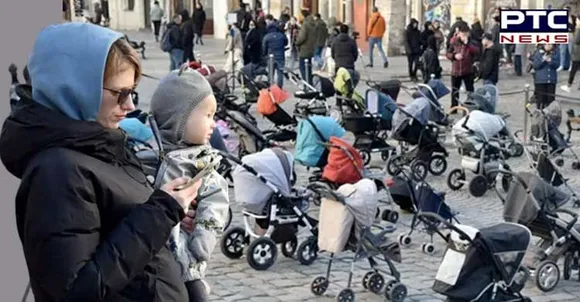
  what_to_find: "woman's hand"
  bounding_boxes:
[161,177,203,213]
[181,209,197,233]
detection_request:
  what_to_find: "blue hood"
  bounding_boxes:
[412,79,450,105]
[28,23,124,121]
[267,22,280,33]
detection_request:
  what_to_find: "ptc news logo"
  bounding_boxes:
[500,9,569,44]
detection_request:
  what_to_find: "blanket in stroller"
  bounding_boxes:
[503,172,571,225]
[322,136,365,185]
[295,116,346,167]
[256,84,290,116]
[318,178,379,253]
[451,110,506,151]
[232,148,294,214]
[464,84,498,114]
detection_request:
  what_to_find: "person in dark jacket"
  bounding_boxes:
[561,27,580,92]
[180,9,195,62]
[279,6,291,26]
[192,2,206,45]
[446,17,469,50]
[313,14,329,70]
[295,10,317,84]
[479,33,502,85]
[533,43,560,109]
[404,18,422,81]
[167,14,185,70]
[421,35,442,83]
[243,20,262,65]
[420,21,434,53]
[263,21,289,88]
[446,25,479,107]
[470,18,484,49]
[0,23,201,302]
[331,24,359,83]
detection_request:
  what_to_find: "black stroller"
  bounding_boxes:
[419,212,532,302]
[387,166,458,255]
[238,62,270,103]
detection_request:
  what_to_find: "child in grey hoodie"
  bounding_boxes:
[150,65,230,302]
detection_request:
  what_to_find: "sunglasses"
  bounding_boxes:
[103,87,138,105]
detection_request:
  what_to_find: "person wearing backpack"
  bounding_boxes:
[162,14,185,71]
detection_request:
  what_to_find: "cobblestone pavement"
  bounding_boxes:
[125,30,580,301]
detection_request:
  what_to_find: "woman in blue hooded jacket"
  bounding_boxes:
[0,23,202,301]
[532,43,560,109]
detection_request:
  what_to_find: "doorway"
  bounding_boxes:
[144,0,151,29]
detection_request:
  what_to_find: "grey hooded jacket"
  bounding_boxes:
[154,145,230,281]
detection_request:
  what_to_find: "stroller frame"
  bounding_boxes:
[447,113,513,198]
[309,187,408,302]
[219,151,320,271]
[490,168,580,292]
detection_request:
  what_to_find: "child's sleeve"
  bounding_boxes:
[187,172,230,279]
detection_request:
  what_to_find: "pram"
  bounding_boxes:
[238,62,270,103]
[219,148,319,270]
[458,84,524,158]
[527,101,580,170]
[419,212,532,302]
[387,166,458,255]
[497,170,576,292]
[447,110,513,197]
[387,80,451,180]
[309,179,407,302]
[285,69,333,118]
[256,84,298,143]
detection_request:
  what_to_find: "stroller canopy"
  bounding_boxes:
[452,110,506,150]
[232,148,294,213]
[365,89,398,122]
[395,79,450,128]
[295,116,346,167]
[411,79,450,109]
[503,172,571,224]
[468,84,499,114]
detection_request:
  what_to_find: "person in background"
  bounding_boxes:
[421,35,442,83]
[150,1,164,42]
[167,14,185,70]
[243,20,262,65]
[532,43,560,109]
[446,17,469,50]
[0,22,201,302]
[446,25,479,107]
[313,14,329,70]
[479,33,502,85]
[561,24,580,92]
[558,10,576,72]
[192,1,206,45]
[263,21,289,88]
[432,20,444,52]
[331,24,359,84]
[404,18,422,82]
[295,9,317,84]
[286,16,301,69]
[180,10,195,62]
[513,43,529,76]
[366,7,389,68]
[265,14,275,26]
[470,17,484,49]
[420,21,434,54]
[224,23,244,73]
[279,6,291,26]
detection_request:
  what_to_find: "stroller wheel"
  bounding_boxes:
[311,276,329,296]
[386,155,404,176]
[428,155,447,176]
[421,243,436,255]
[447,169,466,191]
[572,162,580,170]
[385,282,407,302]
[398,234,412,247]
[220,227,247,259]
[247,237,278,271]
[556,158,564,167]
[564,253,573,280]
[367,273,386,294]
[509,143,524,157]
[336,288,355,302]
[297,236,319,265]
[360,150,371,165]
[281,237,298,258]
[362,271,375,289]
[410,161,428,181]
[535,260,560,292]
[469,175,488,197]
[382,210,399,223]
[381,150,391,161]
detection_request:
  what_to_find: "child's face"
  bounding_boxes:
[183,95,217,145]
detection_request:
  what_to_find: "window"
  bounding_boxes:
[124,0,135,11]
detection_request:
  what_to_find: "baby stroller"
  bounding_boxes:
[220,148,319,270]
[387,80,451,180]
[238,62,270,103]
[256,84,298,143]
[341,88,399,165]
[285,69,333,118]
[387,166,458,255]
[528,101,580,170]
[310,179,407,302]
[447,110,513,197]
[459,84,524,157]
[419,212,532,302]
[498,170,576,292]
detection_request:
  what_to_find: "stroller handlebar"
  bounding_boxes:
[553,208,579,231]
[416,212,476,245]
[484,169,530,192]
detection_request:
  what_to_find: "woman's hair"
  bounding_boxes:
[104,38,142,85]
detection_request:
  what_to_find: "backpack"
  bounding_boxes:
[160,27,173,52]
